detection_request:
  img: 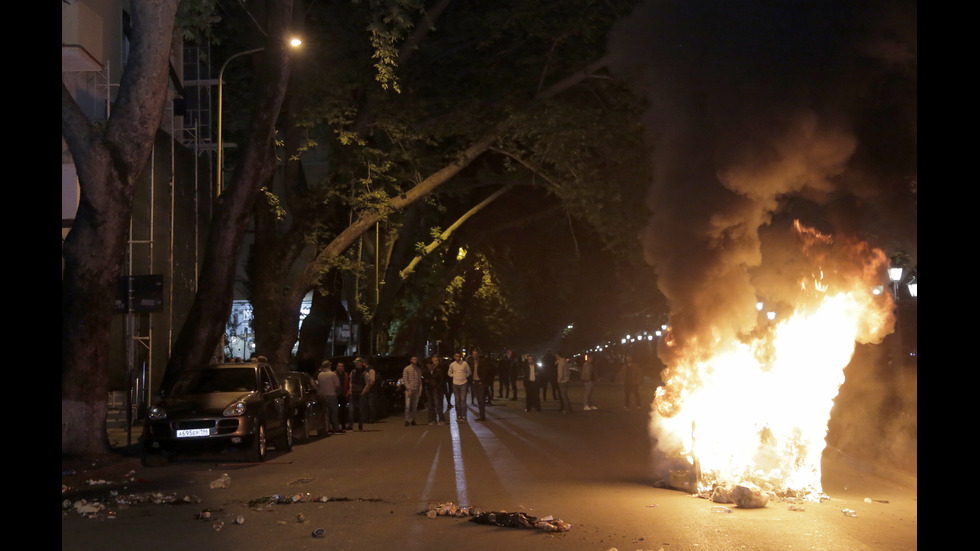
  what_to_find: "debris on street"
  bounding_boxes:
[63,492,203,520]
[209,473,231,489]
[248,493,384,509]
[419,501,572,532]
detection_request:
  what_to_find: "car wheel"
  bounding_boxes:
[276,417,293,451]
[245,423,267,462]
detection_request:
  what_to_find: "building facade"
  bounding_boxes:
[62,0,217,412]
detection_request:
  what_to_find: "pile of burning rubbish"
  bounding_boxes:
[420,501,572,532]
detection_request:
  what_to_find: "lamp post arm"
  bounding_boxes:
[217,47,265,195]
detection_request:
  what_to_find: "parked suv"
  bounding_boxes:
[141,361,293,465]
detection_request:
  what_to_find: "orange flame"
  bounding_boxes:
[652,221,893,497]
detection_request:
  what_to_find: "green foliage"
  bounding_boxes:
[176,0,221,43]
[365,0,425,93]
[260,187,286,220]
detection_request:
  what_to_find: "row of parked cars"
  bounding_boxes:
[140,355,413,466]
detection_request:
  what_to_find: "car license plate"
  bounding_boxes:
[176,428,211,438]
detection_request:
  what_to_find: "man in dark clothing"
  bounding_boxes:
[422,356,447,424]
[541,349,559,405]
[468,349,491,421]
[497,349,513,399]
[350,357,372,431]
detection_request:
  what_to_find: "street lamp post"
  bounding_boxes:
[214,37,301,362]
[216,37,301,196]
[888,266,904,300]
[216,47,263,196]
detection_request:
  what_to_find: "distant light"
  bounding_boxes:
[872,285,884,296]
[888,267,904,283]
[289,37,303,48]
[766,311,776,321]
[756,301,764,311]
[907,281,917,297]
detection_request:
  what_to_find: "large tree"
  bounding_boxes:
[162,0,296,390]
[62,0,180,456]
[246,0,648,368]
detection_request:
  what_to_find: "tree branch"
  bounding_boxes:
[399,185,513,280]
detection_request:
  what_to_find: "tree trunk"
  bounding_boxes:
[61,0,179,456]
[164,0,296,389]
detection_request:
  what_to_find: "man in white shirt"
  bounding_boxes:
[447,352,472,422]
[316,360,342,433]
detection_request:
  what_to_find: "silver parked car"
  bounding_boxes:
[141,361,293,465]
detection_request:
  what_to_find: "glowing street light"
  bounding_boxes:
[888,266,904,299]
[216,37,302,196]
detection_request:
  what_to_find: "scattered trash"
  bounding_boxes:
[711,505,732,514]
[209,473,231,489]
[841,508,858,517]
[64,492,202,519]
[732,483,770,509]
[669,470,696,492]
[788,504,806,512]
[704,482,771,508]
[296,513,306,523]
[312,528,326,538]
[234,515,245,525]
[198,510,212,520]
[863,497,890,504]
[248,494,383,508]
[212,520,224,531]
[420,501,572,533]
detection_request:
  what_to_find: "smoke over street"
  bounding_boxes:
[605,0,916,484]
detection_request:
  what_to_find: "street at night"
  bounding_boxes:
[62,381,916,551]
[63,3,916,549]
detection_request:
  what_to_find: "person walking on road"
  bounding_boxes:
[316,360,343,433]
[556,351,571,413]
[365,360,380,422]
[497,349,513,399]
[442,356,455,414]
[336,361,352,430]
[523,353,541,412]
[403,356,423,426]
[541,348,558,404]
[469,349,490,421]
[581,353,598,410]
[506,349,520,400]
[350,357,372,431]
[423,356,447,425]
[448,352,472,422]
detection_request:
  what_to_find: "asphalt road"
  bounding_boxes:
[63,381,917,551]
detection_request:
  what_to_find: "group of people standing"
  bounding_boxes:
[314,357,383,433]
[313,350,648,431]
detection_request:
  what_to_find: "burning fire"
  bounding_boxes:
[652,221,894,498]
